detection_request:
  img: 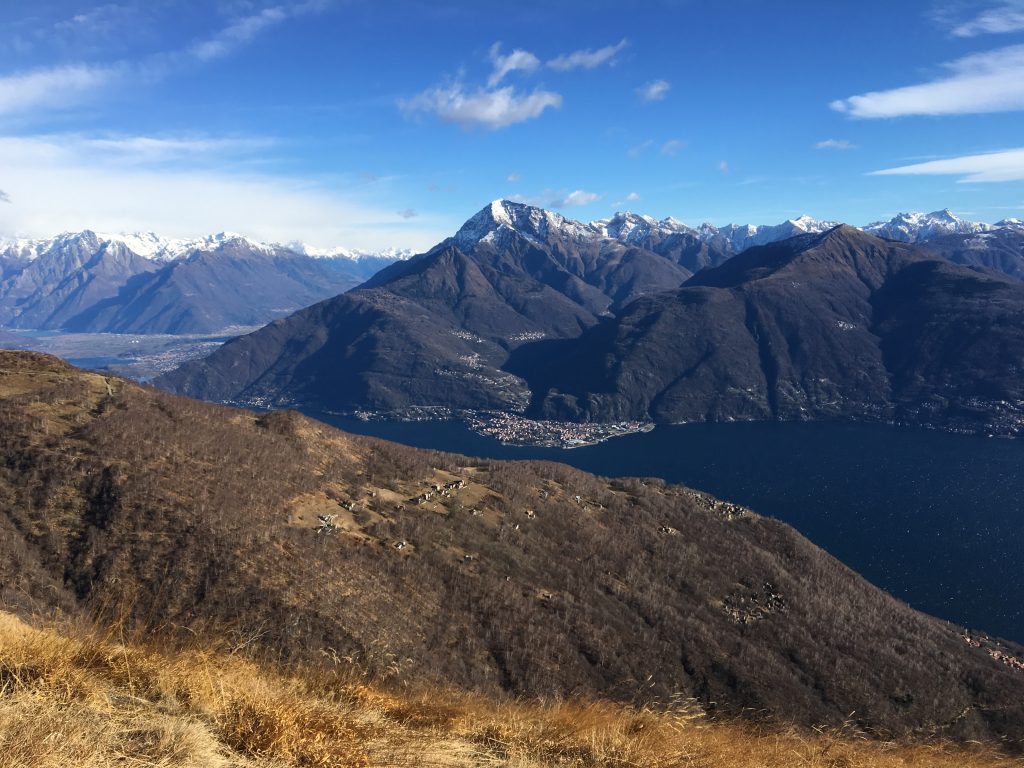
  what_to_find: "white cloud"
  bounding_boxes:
[549,190,601,208]
[487,43,540,87]
[626,191,640,201]
[0,64,122,117]
[547,39,627,71]
[815,138,857,150]
[638,79,670,102]
[506,173,521,182]
[869,147,1024,182]
[951,2,1024,36]
[399,83,562,129]
[719,160,730,174]
[661,139,685,156]
[831,44,1024,117]
[0,133,446,251]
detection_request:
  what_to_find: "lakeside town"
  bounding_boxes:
[466,411,655,448]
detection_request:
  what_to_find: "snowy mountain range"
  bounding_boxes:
[0,231,411,335]
[0,230,414,265]
[2,205,1021,337]
[592,208,1024,252]
[453,202,1022,257]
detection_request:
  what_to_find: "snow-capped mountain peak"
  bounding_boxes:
[454,200,595,248]
[863,210,992,243]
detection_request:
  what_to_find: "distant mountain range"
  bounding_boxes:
[3,208,1021,337]
[0,231,412,334]
[156,201,1024,437]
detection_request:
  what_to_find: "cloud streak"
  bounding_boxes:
[815,139,856,150]
[831,44,1024,117]
[547,39,627,71]
[870,147,1024,182]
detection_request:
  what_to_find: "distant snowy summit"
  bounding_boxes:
[0,229,415,265]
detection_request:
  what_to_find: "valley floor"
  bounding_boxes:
[0,329,244,381]
[0,611,1018,768]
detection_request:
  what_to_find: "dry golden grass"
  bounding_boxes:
[0,610,1019,768]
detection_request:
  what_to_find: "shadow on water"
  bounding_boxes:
[308,412,1024,644]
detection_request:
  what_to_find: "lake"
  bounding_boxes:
[310,414,1024,644]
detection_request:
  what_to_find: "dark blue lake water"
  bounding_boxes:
[309,414,1024,644]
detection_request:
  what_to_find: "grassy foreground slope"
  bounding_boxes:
[1,350,1023,749]
[1,611,1019,768]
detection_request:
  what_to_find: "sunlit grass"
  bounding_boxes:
[0,611,1018,768]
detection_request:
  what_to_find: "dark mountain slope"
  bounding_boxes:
[2,350,1024,746]
[157,201,701,410]
[525,226,1024,432]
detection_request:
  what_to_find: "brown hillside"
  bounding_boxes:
[1,350,1023,748]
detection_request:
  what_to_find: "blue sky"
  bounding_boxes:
[0,0,1023,249]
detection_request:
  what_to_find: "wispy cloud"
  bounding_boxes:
[396,208,418,219]
[190,6,290,61]
[487,43,540,87]
[400,82,562,129]
[547,39,627,71]
[0,63,123,117]
[815,138,857,150]
[0,190,10,203]
[831,44,1024,117]
[638,79,670,102]
[948,1,1024,36]
[78,135,276,163]
[719,160,730,174]
[870,147,1024,182]
[506,173,521,182]
[661,139,685,156]
[0,3,329,120]
[626,191,640,201]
